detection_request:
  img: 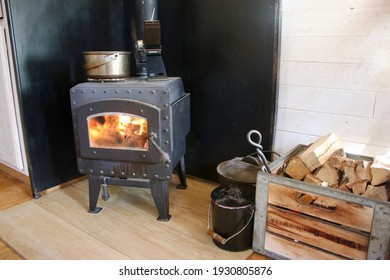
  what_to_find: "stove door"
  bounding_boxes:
[75,99,164,163]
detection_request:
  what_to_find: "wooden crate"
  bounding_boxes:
[253,145,390,260]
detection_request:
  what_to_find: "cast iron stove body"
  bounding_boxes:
[70,77,190,221]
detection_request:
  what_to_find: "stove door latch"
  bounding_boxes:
[149,132,171,163]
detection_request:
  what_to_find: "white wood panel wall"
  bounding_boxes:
[273,0,390,158]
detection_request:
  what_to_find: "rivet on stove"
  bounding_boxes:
[164,141,169,144]
[140,109,144,113]
[165,164,170,168]
[164,91,168,94]
[110,171,114,175]
[154,174,159,178]
[132,172,136,176]
[92,90,96,94]
[72,101,76,105]
[89,169,94,173]
[121,172,125,176]
[164,116,169,120]
[115,90,119,94]
[93,151,97,154]
[100,170,104,174]
[166,176,170,179]
[104,90,107,94]
[82,90,86,93]
[164,129,169,132]
[151,90,155,94]
[164,103,168,107]
[89,108,93,111]
[143,173,147,177]
[127,90,131,94]
[142,154,146,158]
[139,90,142,94]
[79,169,84,173]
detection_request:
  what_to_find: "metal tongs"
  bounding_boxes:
[247,130,272,173]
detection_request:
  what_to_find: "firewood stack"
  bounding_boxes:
[283,133,390,207]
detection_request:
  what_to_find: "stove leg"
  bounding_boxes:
[88,175,102,214]
[150,180,171,221]
[175,156,188,189]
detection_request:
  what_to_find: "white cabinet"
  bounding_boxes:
[0,3,28,176]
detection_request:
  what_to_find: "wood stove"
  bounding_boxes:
[70,77,190,221]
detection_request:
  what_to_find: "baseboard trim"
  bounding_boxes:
[0,163,30,185]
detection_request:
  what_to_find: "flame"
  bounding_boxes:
[119,115,131,125]
[118,115,132,136]
[88,113,148,150]
[131,118,146,135]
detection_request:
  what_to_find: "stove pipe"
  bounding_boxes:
[135,0,158,41]
[134,0,158,76]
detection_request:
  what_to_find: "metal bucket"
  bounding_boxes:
[83,51,131,80]
[207,184,255,252]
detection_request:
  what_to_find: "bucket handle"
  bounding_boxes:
[207,203,255,245]
[83,52,120,70]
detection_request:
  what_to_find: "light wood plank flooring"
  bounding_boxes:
[0,170,269,260]
[0,170,32,259]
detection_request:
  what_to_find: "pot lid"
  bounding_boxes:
[217,156,263,184]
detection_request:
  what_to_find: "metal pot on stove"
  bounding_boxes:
[83,51,131,80]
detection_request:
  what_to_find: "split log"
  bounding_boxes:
[285,156,311,181]
[344,158,360,187]
[371,155,390,186]
[328,148,347,171]
[335,183,351,193]
[350,180,369,195]
[355,160,372,181]
[299,132,342,171]
[312,196,337,210]
[303,173,323,186]
[363,184,389,202]
[295,192,317,205]
[314,161,341,188]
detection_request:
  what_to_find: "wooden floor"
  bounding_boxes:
[0,170,269,260]
[0,170,32,260]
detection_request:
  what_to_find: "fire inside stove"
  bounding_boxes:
[88,113,148,150]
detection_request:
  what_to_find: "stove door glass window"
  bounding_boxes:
[87,113,148,150]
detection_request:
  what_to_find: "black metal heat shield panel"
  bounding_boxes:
[6,0,128,194]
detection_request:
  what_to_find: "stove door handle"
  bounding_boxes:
[149,134,171,163]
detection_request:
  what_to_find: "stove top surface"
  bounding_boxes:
[72,77,186,104]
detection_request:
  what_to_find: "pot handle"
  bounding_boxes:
[207,203,255,245]
[83,52,120,70]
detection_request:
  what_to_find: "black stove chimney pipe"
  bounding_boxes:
[135,0,158,41]
[134,0,158,76]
